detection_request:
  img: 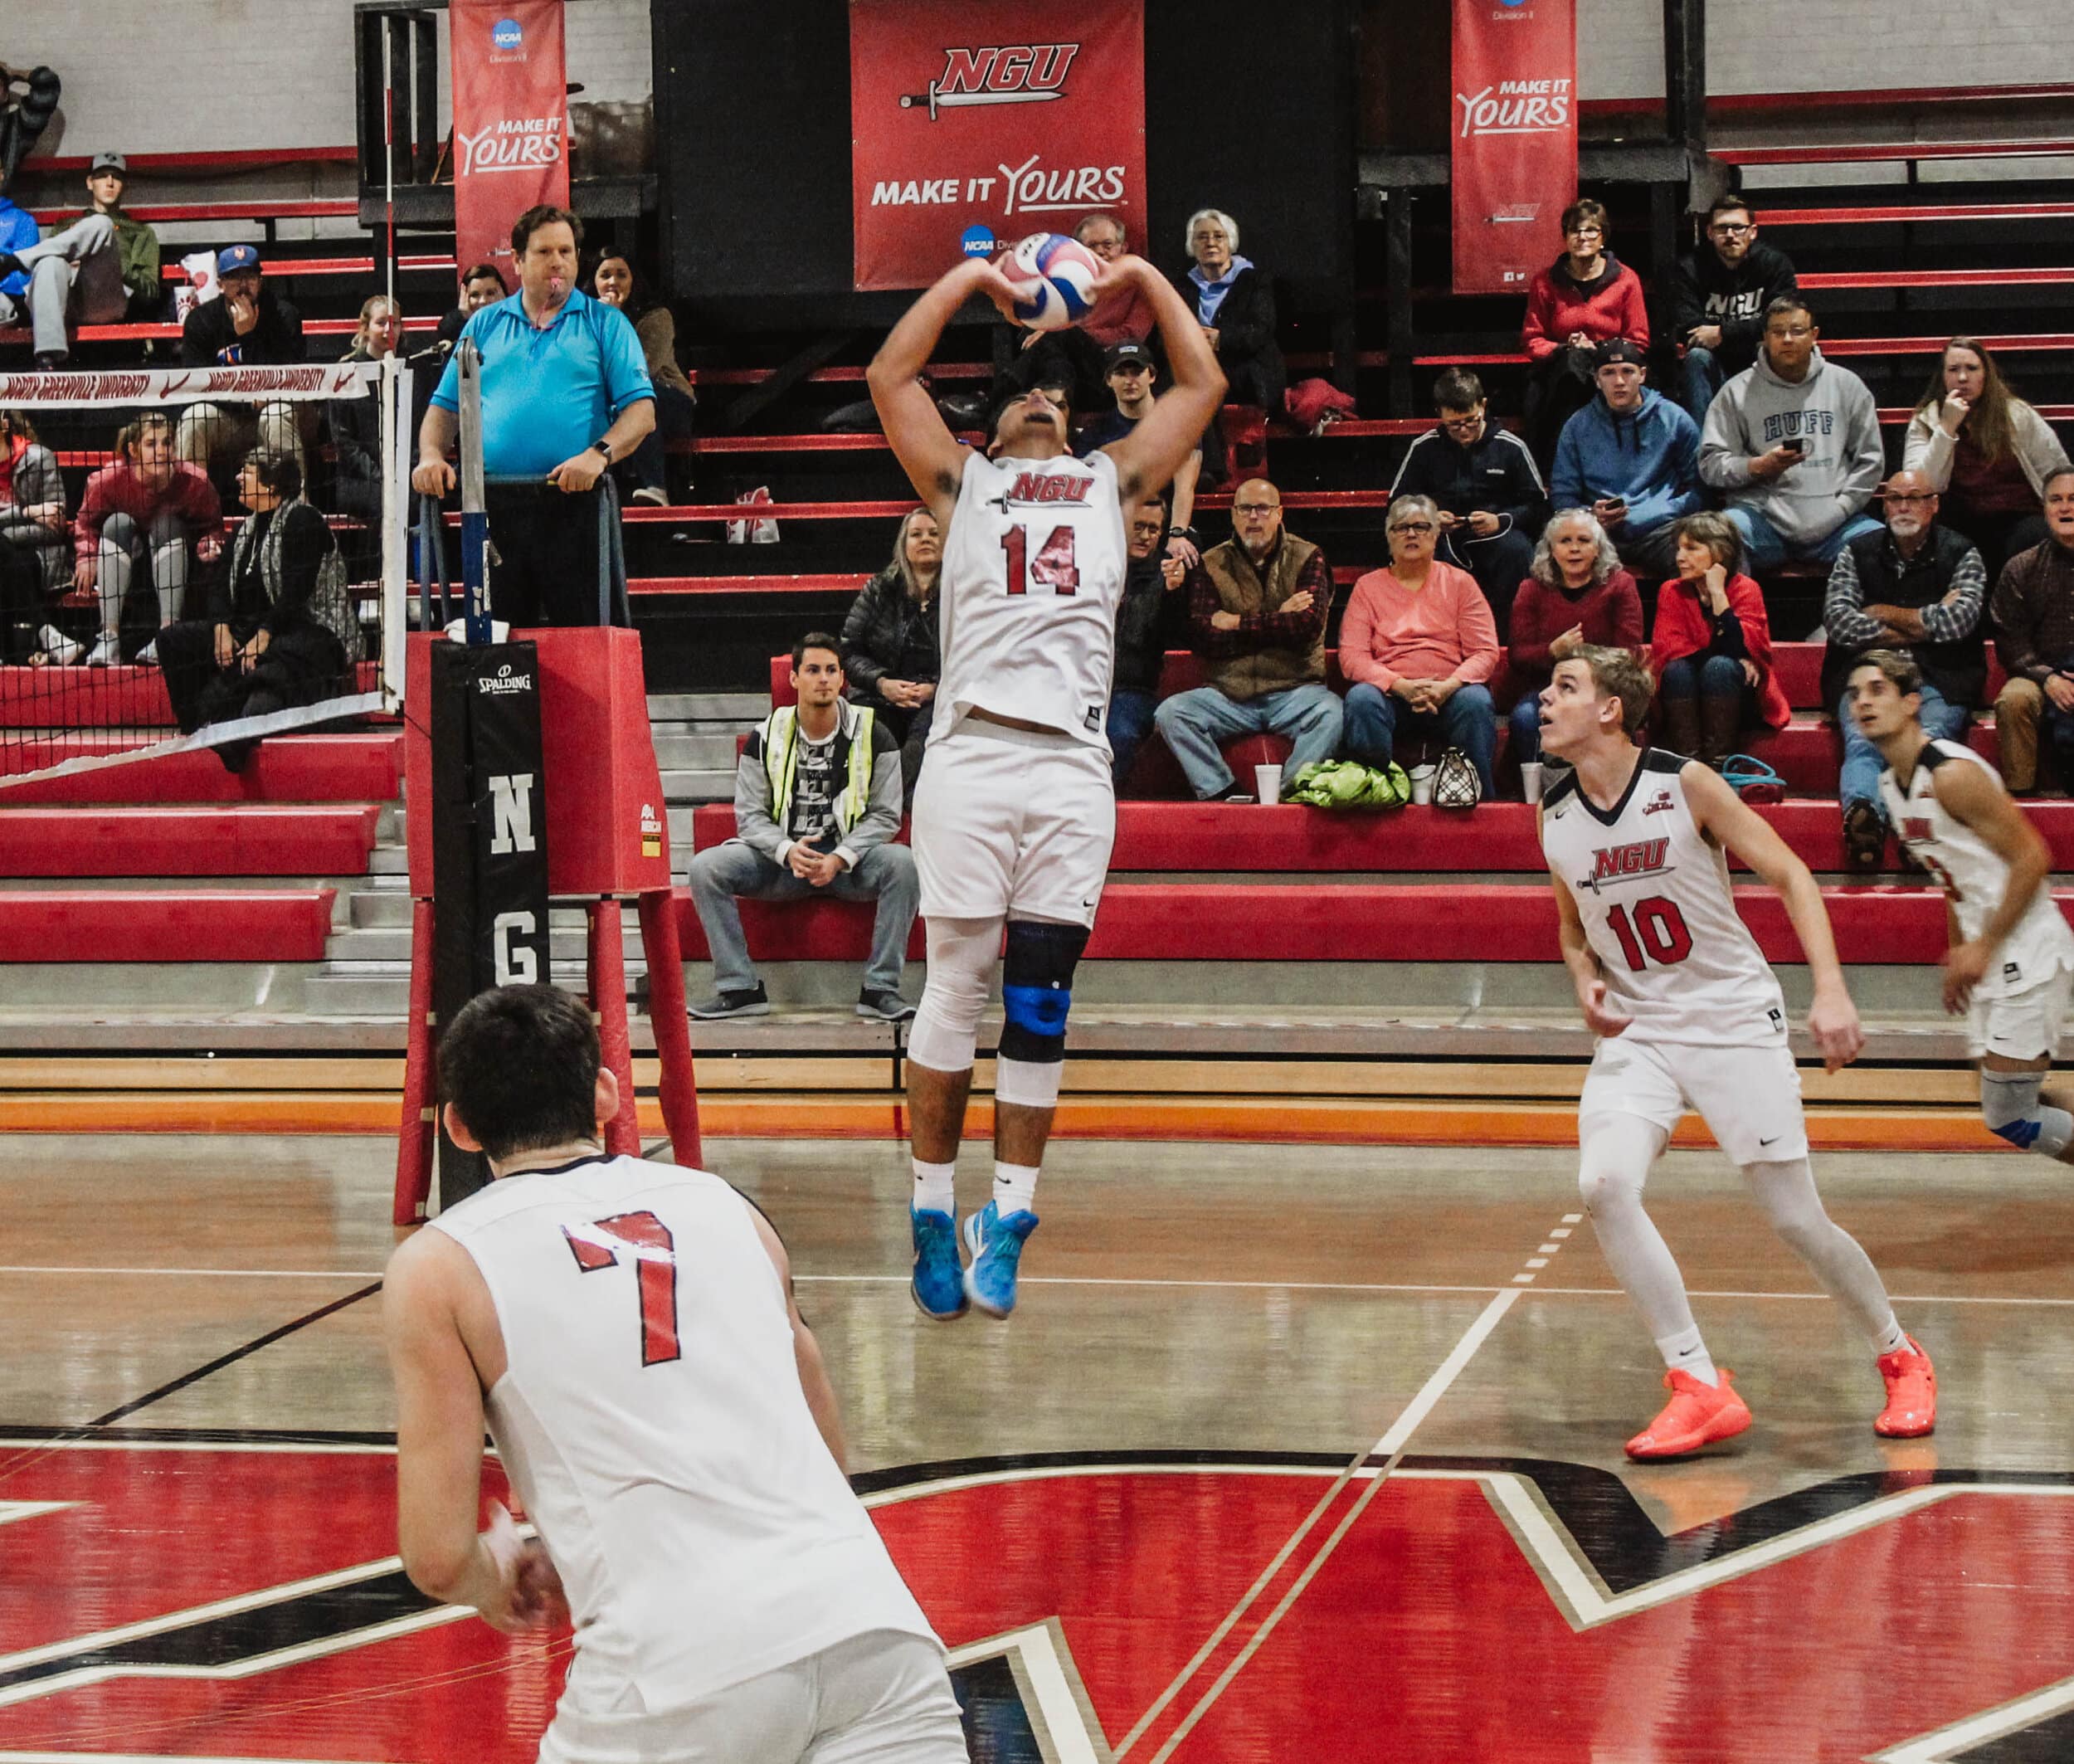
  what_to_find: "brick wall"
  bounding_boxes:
[1579,0,2056,100]
[7,0,653,159]
[5,0,2060,158]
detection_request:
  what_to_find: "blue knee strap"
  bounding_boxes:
[998,921,1088,1064]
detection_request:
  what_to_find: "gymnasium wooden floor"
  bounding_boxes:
[2,1128,2072,1762]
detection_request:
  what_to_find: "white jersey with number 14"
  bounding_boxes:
[1541,748,1789,1046]
[932,446,1128,753]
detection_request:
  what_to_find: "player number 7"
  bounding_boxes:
[562,1211,682,1366]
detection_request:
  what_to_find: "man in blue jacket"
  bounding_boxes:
[1551,339,1705,587]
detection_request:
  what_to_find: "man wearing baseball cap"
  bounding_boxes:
[80,153,161,318]
[1551,337,1706,584]
[1081,340,1204,554]
[0,147,135,369]
[176,241,308,477]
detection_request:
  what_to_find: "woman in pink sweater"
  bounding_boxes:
[1521,197,1650,465]
[1339,494,1502,798]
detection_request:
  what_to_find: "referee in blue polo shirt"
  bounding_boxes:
[413,204,654,626]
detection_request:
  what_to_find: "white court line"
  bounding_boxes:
[1117,1273,1526,1759]
[7,1266,2070,1308]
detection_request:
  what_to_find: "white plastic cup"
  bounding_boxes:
[1254,763,1283,802]
[1520,762,1545,804]
[1408,763,1438,806]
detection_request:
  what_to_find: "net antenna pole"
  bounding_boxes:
[457,339,494,646]
[380,352,410,708]
[382,13,397,313]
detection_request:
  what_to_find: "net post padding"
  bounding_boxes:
[392,625,699,1218]
[636,886,704,1166]
[394,894,439,1226]
[587,897,641,1159]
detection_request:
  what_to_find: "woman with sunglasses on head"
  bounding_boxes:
[1904,336,2072,579]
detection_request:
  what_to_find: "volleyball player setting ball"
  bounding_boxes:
[867,234,1224,1323]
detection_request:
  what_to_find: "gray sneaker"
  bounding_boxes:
[856,987,917,1022]
[688,984,770,1020]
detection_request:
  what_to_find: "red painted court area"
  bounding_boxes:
[5,1444,2072,1760]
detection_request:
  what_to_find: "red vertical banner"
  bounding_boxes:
[849,0,1147,294]
[450,1,571,295]
[1451,0,1577,295]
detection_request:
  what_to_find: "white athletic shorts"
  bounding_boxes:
[913,718,1116,928]
[1580,1034,1809,1165]
[1968,963,2074,1062]
[538,1630,966,1764]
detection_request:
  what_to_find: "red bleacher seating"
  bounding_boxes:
[0,888,335,962]
[690,797,2074,877]
[0,732,402,805]
[669,880,2074,967]
[0,806,380,878]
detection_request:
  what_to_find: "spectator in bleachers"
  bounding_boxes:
[1822,469,1986,866]
[1507,509,1644,767]
[326,295,400,527]
[1521,199,1649,465]
[1387,368,1544,641]
[155,450,352,772]
[1699,295,1883,573]
[687,631,918,1022]
[1081,342,1202,552]
[0,168,131,370]
[71,412,222,666]
[176,245,309,479]
[0,409,65,663]
[1077,212,1154,351]
[432,261,509,360]
[1903,337,2072,580]
[1155,476,1338,801]
[0,61,59,194]
[840,506,941,809]
[1176,209,1284,415]
[1339,493,1501,801]
[416,205,654,628]
[1649,511,1788,767]
[1109,489,1185,788]
[1551,339,1703,589]
[1988,468,2074,796]
[79,153,160,319]
[1669,195,1799,429]
[592,251,694,509]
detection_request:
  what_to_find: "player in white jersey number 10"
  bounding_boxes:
[1850,648,2074,1162]
[866,246,1224,1324]
[385,987,966,1763]
[1538,648,1936,1460]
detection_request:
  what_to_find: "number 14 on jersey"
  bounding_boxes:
[1000,524,1079,596]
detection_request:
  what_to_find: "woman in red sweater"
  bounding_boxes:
[1648,510,1789,767]
[1521,198,1649,466]
[1507,509,1643,763]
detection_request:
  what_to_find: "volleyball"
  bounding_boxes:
[996,232,1103,331]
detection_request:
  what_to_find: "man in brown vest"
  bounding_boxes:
[1151,478,1341,800]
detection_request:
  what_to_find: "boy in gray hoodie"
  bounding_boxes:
[1699,295,1884,572]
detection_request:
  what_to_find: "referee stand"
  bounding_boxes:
[392,346,700,1224]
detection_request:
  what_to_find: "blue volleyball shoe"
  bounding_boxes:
[909,1207,968,1320]
[962,1201,1039,1318]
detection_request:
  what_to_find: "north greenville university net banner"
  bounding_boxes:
[1451,0,1577,295]
[849,0,1146,292]
[450,0,570,295]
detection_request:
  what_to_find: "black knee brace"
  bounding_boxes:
[998,920,1090,1064]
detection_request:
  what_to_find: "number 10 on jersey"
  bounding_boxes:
[1001,524,1080,596]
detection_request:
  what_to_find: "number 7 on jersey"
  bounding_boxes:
[563,1211,681,1366]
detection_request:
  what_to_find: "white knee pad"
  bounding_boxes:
[1576,1112,1663,1216]
[1981,1069,2074,1157]
[906,914,1001,1075]
[995,1056,1062,1109]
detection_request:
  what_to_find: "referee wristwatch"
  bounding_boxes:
[589,436,614,463]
